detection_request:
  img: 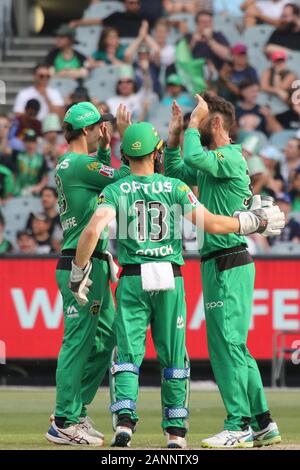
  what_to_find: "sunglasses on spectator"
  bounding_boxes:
[38,73,50,79]
[0,124,9,129]
[127,0,140,4]
[119,79,133,84]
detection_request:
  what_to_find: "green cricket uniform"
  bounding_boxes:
[164,128,269,431]
[55,147,130,426]
[0,164,14,199]
[99,172,201,433]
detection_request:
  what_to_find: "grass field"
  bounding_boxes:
[0,388,299,450]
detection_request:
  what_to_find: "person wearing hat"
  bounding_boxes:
[261,49,296,103]
[14,129,48,197]
[70,121,283,448]
[46,102,130,447]
[162,74,194,107]
[164,95,284,448]
[45,24,88,79]
[218,43,258,103]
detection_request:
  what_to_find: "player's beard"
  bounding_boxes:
[200,126,213,148]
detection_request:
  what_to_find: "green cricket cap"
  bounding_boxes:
[63,102,114,130]
[122,122,163,158]
[166,73,183,87]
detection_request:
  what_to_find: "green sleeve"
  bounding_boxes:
[175,180,201,214]
[96,146,111,166]
[97,185,117,212]
[164,146,198,186]
[77,157,130,191]
[4,169,15,197]
[183,128,240,179]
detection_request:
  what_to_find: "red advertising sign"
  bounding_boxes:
[1,258,300,360]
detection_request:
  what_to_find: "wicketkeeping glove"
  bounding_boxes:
[69,259,93,306]
[235,195,285,237]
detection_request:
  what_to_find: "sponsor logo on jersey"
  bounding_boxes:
[90,300,101,316]
[178,184,189,192]
[99,165,115,178]
[187,191,198,207]
[131,141,142,151]
[216,151,224,161]
[120,181,172,194]
[98,193,106,205]
[205,301,224,310]
[87,162,99,171]
[177,315,185,329]
[66,306,79,318]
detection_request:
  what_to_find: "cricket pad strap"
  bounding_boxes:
[164,407,189,419]
[111,362,140,375]
[163,367,190,380]
[110,400,136,413]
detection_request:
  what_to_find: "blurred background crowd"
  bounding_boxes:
[0,0,300,256]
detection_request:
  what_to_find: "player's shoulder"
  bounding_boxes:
[163,175,191,193]
[102,174,131,193]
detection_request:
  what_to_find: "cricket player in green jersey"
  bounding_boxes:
[164,94,284,448]
[68,122,283,448]
[46,102,130,446]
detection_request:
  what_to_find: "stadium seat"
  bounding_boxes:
[2,197,42,244]
[149,104,191,140]
[75,26,102,56]
[290,212,300,224]
[237,130,269,153]
[168,13,196,34]
[83,1,125,20]
[84,65,119,101]
[257,91,289,115]
[243,24,275,52]
[213,15,243,46]
[269,130,297,150]
[270,242,300,255]
[286,51,300,76]
[49,77,78,98]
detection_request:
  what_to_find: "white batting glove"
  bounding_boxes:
[69,259,93,306]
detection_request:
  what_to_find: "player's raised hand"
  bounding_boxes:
[69,260,93,306]
[168,101,183,148]
[116,104,132,138]
[189,94,209,129]
[98,122,111,150]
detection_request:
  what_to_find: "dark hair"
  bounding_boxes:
[97,27,119,52]
[289,137,300,150]
[41,186,58,198]
[62,121,99,143]
[239,79,260,91]
[201,92,236,132]
[0,211,4,226]
[25,99,41,112]
[116,79,137,95]
[33,63,50,74]
[196,10,213,22]
[17,229,34,240]
[284,3,300,16]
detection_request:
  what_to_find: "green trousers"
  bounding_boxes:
[201,259,268,431]
[111,274,190,432]
[55,258,116,426]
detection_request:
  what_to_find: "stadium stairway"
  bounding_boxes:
[0,36,54,115]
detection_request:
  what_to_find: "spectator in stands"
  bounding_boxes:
[163,0,203,14]
[272,89,300,131]
[260,50,297,103]
[13,64,64,121]
[290,168,300,211]
[269,192,300,244]
[14,130,48,197]
[9,99,42,152]
[0,115,13,164]
[134,43,162,98]
[46,25,87,79]
[235,79,269,134]
[161,74,195,107]
[0,163,14,205]
[265,3,300,54]
[186,10,230,70]
[107,65,157,120]
[241,0,290,28]
[0,212,13,253]
[16,229,38,255]
[67,86,91,109]
[151,19,176,69]
[88,27,129,69]
[30,212,53,254]
[70,0,144,38]
[259,145,285,194]
[218,43,259,103]
[41,114,65,172]
[280,137,300,186]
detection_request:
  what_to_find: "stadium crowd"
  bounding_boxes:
[0,0,300,255]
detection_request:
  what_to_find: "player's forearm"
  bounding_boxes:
[96,146,111,166]
[204,210,240,234]
[164,146,197,186]
[184,128,215,173]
